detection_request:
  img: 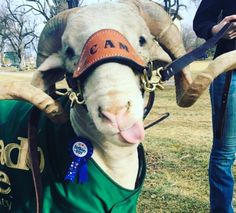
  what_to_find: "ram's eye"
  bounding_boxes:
[66,47,75,58]
[139,36,146,46]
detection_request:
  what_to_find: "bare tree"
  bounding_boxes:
[157,0,201,19]
[0,0,38,70]
[182,25,198,50]
[0,0,85,69]
[19,0,84,21]
[155,0,185,20]
[0,6,8,65]
[67,0,84,9]
[181,24,214,59]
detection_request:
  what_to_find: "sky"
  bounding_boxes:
[9,0,199,41]
[11,0,199,30]
[179,1,199,27]
[84,0,199,27]
[3,0,199,57]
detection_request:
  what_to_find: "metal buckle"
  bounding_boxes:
[141,67,165,92]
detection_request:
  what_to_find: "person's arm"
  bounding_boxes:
[193,0,222,40]
[211,15,236,39]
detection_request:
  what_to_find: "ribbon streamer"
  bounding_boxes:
[65,136,93,183]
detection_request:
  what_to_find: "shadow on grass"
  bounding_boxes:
[138,190,209,213]
[138,137,210,212]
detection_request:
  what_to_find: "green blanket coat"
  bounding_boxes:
[0,100,146,213]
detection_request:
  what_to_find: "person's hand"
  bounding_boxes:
[211,15,236,39]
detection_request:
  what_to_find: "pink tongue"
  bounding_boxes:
[120,121,145,144]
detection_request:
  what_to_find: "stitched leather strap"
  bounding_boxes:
[28,107,42,213]
[73,29,146,79]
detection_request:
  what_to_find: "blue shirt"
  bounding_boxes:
[193,0,236,56]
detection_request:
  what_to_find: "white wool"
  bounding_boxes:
[35,1,170,189]
[63,3,149,189]
[82,63,143,140]
[61,2,156,73]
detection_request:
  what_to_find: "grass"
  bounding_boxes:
[138,60,236,212]
[138,85,211,212]
[1,61,235,212]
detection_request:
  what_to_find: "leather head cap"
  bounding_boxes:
[73,29,146,78]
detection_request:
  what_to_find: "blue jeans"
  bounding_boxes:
[209,71,236,213]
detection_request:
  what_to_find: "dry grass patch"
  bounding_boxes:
[138,85,211,212]
[138,61,213,212]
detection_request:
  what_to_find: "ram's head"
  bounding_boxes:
[1,0,236,147]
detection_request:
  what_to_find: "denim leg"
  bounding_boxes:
[209,72,236,213]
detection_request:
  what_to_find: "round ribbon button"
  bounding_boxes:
[72,142,88,157]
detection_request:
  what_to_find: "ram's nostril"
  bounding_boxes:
[98,106,103,118]
[98,106,111,122]
[98,102,131,121]
[127,101,131,110]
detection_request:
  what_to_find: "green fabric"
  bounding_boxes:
[0,100,146,213]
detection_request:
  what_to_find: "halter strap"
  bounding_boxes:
[73,29,146,78]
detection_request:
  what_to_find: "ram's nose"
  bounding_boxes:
[99,105,128,128]
[99,104,144,144]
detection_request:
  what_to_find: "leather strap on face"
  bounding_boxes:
[73,29,146,78]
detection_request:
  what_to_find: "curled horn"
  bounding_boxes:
[36,8,78,66]
[123,0,193,107]
[126,0,236,107]
[31,8,79,91]
[179,50,236,106]
[0,10,78,123]
[111,1,186,106]
[0,82,68,123]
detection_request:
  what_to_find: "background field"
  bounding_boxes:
[1,61,235,212]
[138,61,236,213]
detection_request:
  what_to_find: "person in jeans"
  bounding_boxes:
[193,0,236,212]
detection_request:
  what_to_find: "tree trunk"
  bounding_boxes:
[18,45,25,71]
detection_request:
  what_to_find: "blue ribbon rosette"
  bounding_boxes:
[65,136,93,184]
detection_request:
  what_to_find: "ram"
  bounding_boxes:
[0,0,236,212]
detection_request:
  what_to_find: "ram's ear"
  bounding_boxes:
[31,53,66,92]
[37,53,63,72]
[31,9,78,92]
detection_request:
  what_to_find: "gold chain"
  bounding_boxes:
[55,90,85,107]
[141,67,165,92]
